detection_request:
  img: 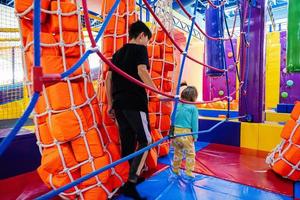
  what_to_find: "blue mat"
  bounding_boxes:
[116,168,292,200]
[158,141,209,166]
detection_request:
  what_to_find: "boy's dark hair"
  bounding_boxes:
[181,86,198,102]
[129,21,152,40]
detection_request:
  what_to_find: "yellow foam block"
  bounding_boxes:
[240,122,259,150]
[258,122,283,152]
[265,110,290,123]
[265,32,281,109]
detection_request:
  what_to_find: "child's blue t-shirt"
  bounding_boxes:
[174,103,199,140]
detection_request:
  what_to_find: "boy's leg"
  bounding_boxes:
[114,109,136,161]
[183,136,196,177]
[122,110,152,183]
[172,139,183,174]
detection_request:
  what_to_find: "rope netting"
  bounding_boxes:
[8,0,253,199]
[15,0,127,199]
[266,101,300,181]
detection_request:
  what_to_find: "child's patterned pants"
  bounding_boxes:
[172,127,195,177]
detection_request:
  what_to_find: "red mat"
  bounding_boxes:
[0,170,51,200]
[0,163,167,200]
[191,144,294,197]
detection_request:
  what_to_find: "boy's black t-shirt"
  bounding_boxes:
[111,43,150,113]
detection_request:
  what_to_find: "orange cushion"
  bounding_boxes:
[151,61,163,73]
[38,122,53,145]
[15,0,50,22]
[104,16,126,34]
[291,101,300,121]
[40,144,78,174]
[146,148,158,170]
[106,124,120,144]
[161,102,172,115]
[81,153,111,186]
[50,1,79,32]
[281,119,296,140]
[103,36,124,54]
[71,128,104,162]
[149,114,157,129]
[147,45,160,58]
[48,109,88,141]
[54,32,84,57]
[83,187,107,200]
[45,82,86,111]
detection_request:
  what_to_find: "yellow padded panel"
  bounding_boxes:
[258,122,283,152]
[265,110,290,123]
[240,122,259,150]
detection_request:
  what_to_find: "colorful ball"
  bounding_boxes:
[286,80,294,87]
[227,52,233,58]
[281,92,288,98]
[218,90,224,96]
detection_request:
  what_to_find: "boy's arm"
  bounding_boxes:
[192,106,199,141]
[105,71,114,117]
[138,65,158,91]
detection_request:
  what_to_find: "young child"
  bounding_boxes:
[172,85,198,178]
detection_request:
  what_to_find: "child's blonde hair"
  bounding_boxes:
[180,86,198,102]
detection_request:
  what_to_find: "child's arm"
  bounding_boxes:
[191,106,199,141]
[138,65,158,91]
[105,71,114,118]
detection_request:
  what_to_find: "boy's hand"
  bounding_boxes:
[107,105,115,119]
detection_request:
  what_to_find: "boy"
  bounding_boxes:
[105,21,158,199]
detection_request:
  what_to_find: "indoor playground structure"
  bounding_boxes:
[0,0,300,199]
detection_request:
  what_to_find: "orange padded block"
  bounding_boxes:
[37,122,53,145]
[163,38,174,53]
[156,115,171,131]
[106,142,121,161]
[151,61,163,73]
[38,167,80,197]
[20,19,33,46]
[54,31,83,57]
[161,102,172,115]
[65,57,90,76]
[102,105,115,125]
[122,0,135,12]
[15,0,50,22]
[100,87,108,104]
[149,114,157,129]
[156,30,165,43]
[105,16,126,34]
[36,114,48,125]
[163,78,172,92]
[281,119,296,140]
[45,82,86,111]
[164,53,175,71]
[106,124,120,144]
[103,36,124,54]
[127,14,137,27]
[151,129,162,142]
[147,45,160,58]
[39,144,78,174]
[158,141,169,156]
[26,32,60,57]
[272,159,300,181]
[50,1,79,33]
[148,101,159,113]
[102,0,126,15]
[151,71,161,87]
[83,187,107,200]
[48,109,88,142]
[283,144,300,165]
[146,148,158,170]
[291,101,300,121]
[71,128,104,162]
[81,153,111,186]
[81,104,102,128]
[35,94,47,114]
